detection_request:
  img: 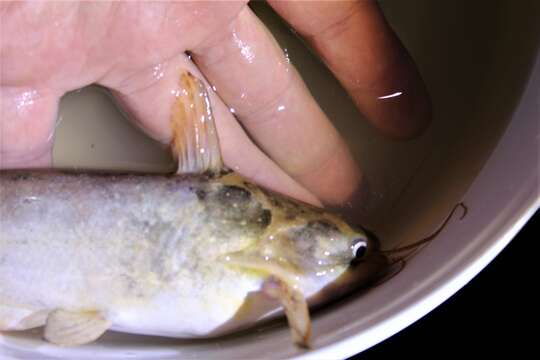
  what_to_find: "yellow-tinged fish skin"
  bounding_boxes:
[0,170,385,340]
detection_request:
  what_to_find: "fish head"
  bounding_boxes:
[221,192,388,297]
[214,181,390,346]
[268,215,388,296]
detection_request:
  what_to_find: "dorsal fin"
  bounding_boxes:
[170,71,223,174]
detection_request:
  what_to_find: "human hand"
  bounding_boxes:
[0,1,430,208]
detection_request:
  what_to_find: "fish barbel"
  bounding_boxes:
[0,72,388,347]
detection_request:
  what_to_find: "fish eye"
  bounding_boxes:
[351,239,368,260]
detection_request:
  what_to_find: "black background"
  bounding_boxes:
[353,209,537,358]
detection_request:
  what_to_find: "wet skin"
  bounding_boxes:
[0,1,430,210]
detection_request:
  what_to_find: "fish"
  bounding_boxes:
[0,72,389,348]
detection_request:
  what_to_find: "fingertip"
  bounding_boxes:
[295,141,363,208]
[269,0,432,141]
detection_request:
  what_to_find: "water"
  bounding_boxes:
[4,0,540,357]
[53,1,540,246]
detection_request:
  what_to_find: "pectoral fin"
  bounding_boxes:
[170,71,223,175]
[44,309,111,346]
[263,276,311,348]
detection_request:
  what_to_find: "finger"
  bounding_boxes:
[190,7,362,206]
[268,0,431,139]
[100,54,320,206]
[0,86,60,168]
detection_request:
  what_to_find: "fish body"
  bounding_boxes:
[0,72,388,347]
[0,171,385,343]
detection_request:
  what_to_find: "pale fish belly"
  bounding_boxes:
[107,270,268,337]
[0,171,273,336]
